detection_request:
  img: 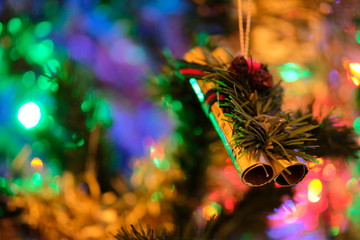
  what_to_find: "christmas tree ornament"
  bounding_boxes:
[178,46,317,187]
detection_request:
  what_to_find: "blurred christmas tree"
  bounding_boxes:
[0,0,359,240]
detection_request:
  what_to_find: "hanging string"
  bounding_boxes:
[237,0,252,58]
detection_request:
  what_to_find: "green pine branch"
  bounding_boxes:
[206,68,318,163]
[296,104,360,159]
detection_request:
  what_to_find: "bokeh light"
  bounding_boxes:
[330,226,340,237]
[34,21,52,38]
[348,62,360,86]
[308,179,322,203]
[356,30,360,44]
[0,1,359,239]
[202,201,222,220]
[28,39,54,64]
[277,63,310,82]
[17,102,42,129]
[349,62,360,76]
[30,157,44,171]
[22,71,36,88]
[354,117,360,135]
[8,18,22,34]
[32,172,43,186]
[322,163,336,181]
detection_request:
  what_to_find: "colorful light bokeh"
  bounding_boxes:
[0,0,360,239]
[268,159,354,239]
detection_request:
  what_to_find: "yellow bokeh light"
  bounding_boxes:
[308,179,322,203]
[30,157,43,170]
[350,76,360,86]
[202,202,222,221]
[349,63,360,76]
[202,205,219,220]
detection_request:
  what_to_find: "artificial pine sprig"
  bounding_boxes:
[296,104,360,159]
[205,66,319,164]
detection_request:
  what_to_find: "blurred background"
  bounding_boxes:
[0,0,360,239]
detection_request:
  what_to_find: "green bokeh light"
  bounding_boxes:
[210,201,222,213]
[277,63,310,82]
[18,102,42,129]
[356,30,360,44]
[37,75,52,90]
[172,100,183,111]
[8,18,22,34]
[34,21,52,38]
[22,71,36,88]
[28,39,54,64]
[50,82,59,92]
[329,226,340,237]
[151,192,164,202]
[0,177,6,188]
[44,59,60,77]
[94,100,112,126]
[354,117,360,135]
[175,132,184,145]
[348,197,360,222]
[32,173,43,186]
[153,158,170,171]
[81,100,91,112]
[72,134,85,147]
[0,22,3,35]
[16,32,33,55]
[76,139,85,147]
[37,75,59,92]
